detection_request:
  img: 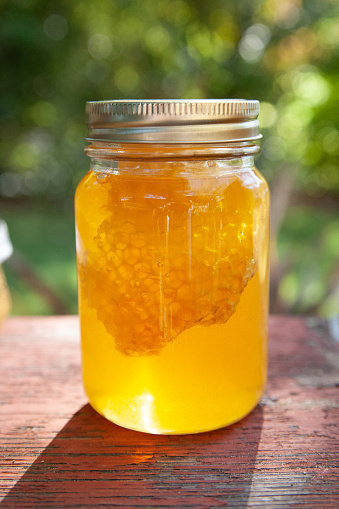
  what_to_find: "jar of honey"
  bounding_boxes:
[75,99,269,434]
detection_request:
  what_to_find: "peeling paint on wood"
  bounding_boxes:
[0,315,338,508]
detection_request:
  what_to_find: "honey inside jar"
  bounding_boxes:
[76,100,269,434]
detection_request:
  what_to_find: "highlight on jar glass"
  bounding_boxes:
[75,99,270,434]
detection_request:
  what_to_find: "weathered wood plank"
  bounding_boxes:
[0,315,338,508]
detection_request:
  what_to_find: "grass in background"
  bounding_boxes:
[277,206,339,317]
[1,206,77,315]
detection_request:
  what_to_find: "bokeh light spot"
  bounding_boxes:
[43,14,68,41]
[9,142,40,170]
[259,102,278,129]
[322,130,339,154]
[293,71,331,106]
[263,136,287,161]
[277,100,313,140]
[162,0,191,25]
[115,65,140,94]
[0,172,22,197]
[145,26,171,54]
[279,272,299,305]
[275,2,301,29]
[88,34,112,59]
[239,24,270,63]
[31,101,57,127]
[316,18,339,48]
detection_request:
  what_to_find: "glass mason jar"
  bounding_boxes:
[75,99,270,434]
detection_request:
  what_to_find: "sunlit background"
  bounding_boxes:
[1,0,338,316]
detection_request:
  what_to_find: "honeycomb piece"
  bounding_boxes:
[78,175,257,356]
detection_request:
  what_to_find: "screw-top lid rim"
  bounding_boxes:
[86,99,261,143]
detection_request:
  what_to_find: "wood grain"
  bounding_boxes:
[0,315,338,508]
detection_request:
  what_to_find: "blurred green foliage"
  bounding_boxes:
[0,0,338,316]
[2,207,77,314]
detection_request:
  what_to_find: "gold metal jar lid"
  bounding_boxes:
[86,99,261,144]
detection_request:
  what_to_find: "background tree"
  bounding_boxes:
[1,0,338,315]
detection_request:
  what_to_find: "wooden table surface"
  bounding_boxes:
[0,315,338,508]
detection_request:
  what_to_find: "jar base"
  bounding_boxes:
[86,389,264,435]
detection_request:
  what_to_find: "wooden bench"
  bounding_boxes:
[1,315,338,508]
